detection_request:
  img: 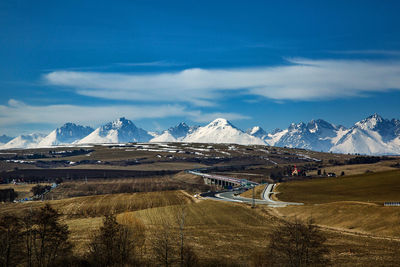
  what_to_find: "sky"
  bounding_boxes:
[1,0,400,136]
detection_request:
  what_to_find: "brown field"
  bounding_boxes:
[307,160,400,176]
[276,202,400,238]
[275,170,400,204]
[45,172,208,199]
[1,189,400,265]
[0,190,193,218]
[274,169,400,243]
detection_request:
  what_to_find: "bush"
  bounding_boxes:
[86,214,145,266]
[262,218,330,267]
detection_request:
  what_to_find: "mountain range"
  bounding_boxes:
[1,114,400,155]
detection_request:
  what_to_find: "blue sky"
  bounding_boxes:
[1,0,400,136]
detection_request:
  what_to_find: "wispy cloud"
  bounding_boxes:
[44,58,400,104]
[0,100,248,132]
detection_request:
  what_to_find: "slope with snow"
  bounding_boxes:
[78,117,152,144]
[1,133,46,149]
[262,119,343,152]
[246,126,267,139]
[38,123,94,147]
[330,114,400,155]
[0,135,13,146]
[150,122,198,142]
[183,118,265,145]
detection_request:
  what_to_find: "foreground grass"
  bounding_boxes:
[275,170,400,240]
[2,189,400,265]
[276,170,400,204]
[0,190,193,218]
[276,202,400,238]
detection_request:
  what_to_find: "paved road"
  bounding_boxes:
[191,170,302,206]
[200,184,303,207]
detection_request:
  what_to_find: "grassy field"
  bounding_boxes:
[1,189,400,265]
[276,202,400,238]
[275,170,400,204]
[274,170,400,240]
[307,160,400,176]
[0,190,193,218]
[44,172,208,199]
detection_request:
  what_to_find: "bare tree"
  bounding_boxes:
[151,219,176,267]
[0,215,24,267]
[87,213,144,266]
[22,204,72,267]
[266,218,330,267]
[177,205,186,267]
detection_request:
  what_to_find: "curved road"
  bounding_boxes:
[200,183,303,207]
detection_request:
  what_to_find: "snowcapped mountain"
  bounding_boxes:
[182,118,265,145]
[331,114,400,155]
[0,135,13,145]
[37,123,94,147]
[246,126,267,139]
[259,119,343,152]
[78,117,152,144]
[2,114,400,154]
[1,133,47,149]
[150,122,198,142]
[253,114,400,155]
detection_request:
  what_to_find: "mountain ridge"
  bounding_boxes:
[1,114,400,155]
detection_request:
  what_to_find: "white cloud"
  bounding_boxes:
[0,100,249,131]
[44,58,400,104]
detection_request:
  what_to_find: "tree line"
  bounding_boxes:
[0,203,331,267]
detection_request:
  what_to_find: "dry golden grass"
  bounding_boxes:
[240,184,266,199]
[276,170,400,204]
[65,198,400,265]
[277,202,400,238]
[2,189,400,265]
[46,172,209,200]
[274,169,400,244]
[0,190,193,218]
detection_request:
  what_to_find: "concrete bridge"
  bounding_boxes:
[188,171,258,188]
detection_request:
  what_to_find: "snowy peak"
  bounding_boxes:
[150,122,199,142]
[167,122,193,138]
[307,119,336,132]
[1,133,46,149]
[183,118,265,145]
[355,113,384,130]
[265,114,400,155]
[265,118,343,152]
[38,123,94,147]
[332,114,400,154]
[247,126,267,139]
[78,118,152,144]
[0,135,13,144]
[101,117,135,133]
[206,118,235,128]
